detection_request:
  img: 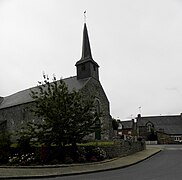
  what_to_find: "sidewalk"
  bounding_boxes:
[0,147,161,179]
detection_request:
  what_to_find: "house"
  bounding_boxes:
[0,23,112,141]
[118,120,134,135]
[136,114,182,144]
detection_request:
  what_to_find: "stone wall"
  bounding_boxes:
[102,140,146,158]
[80,78,112,140]
[0,102,41,141]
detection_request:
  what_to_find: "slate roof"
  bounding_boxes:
[137,115,182,135]
[0,76,90,110]
[120,120,133,129]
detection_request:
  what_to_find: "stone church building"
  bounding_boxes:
[0,23,112,140]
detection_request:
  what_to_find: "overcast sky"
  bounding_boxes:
[1,0,182,120]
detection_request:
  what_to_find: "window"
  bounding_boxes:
[174,136,182,142]
[146,122,154,133]
[95,99,101,140]
[95,99,100,114]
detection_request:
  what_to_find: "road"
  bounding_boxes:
[28,145,182,180]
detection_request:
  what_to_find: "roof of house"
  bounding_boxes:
[137,115,182,135]
[120,120,133,129]
[0,76,90,110]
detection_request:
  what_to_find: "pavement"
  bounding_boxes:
[0,147,161,179]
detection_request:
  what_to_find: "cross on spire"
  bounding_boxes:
[84,10,86,23]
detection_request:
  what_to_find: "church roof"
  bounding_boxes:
[137,115,182,135]
[0,76,90,110]
[75,23,99,67]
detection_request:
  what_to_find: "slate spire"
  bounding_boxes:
[81,23,92,60]
[76,23,99,66]
[75,22,99,81]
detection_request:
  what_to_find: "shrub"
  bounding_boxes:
[0,132,11,164]
[64,156,73,164]
[17,135,32,154]
[86,146,107,162]
[91,147,107,161]
[9,153,36,166]
[77,147,87,163]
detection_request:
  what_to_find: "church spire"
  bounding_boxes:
[75,20,99,81]
[75,22,99,66]
[81,23,92,60]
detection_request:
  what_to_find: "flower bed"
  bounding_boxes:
[0,140,145,166]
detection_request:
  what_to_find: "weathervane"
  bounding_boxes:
[84,10,86,23]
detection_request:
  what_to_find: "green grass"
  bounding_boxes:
[78,141,114,146]
[10,141,114,148]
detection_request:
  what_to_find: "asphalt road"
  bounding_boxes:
[27,145,182,180]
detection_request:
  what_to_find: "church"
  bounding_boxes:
[0,23,112,140]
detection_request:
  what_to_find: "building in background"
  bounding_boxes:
[137,114,182,144]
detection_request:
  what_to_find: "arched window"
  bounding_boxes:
[95,99,100,114]
[146,122,154,133]
[94,99,101,140]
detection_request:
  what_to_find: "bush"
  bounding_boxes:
[77,147,87,163]
[8,153,36,166]
[0,132,11,164]
[17,135,32,154]
[85,146,107,162]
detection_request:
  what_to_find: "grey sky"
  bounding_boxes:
[1,0,182,119]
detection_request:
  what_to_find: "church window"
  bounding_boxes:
[95,99,101,140]
[95,99,101,114]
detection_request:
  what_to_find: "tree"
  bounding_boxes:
[112,118,119,130]
[29,74,100,155]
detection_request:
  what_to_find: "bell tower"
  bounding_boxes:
[75,23,99,81]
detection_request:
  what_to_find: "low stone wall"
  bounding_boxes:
[102,140,146,159]
[145,141,158,145]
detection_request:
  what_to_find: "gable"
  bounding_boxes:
[82,77,110,104]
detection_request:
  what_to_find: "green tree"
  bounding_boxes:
[29,74,100,158]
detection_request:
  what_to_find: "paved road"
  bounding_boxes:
[31,145,182,180]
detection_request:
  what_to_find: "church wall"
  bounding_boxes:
[0,102,40,141]
[80,78,112,140]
